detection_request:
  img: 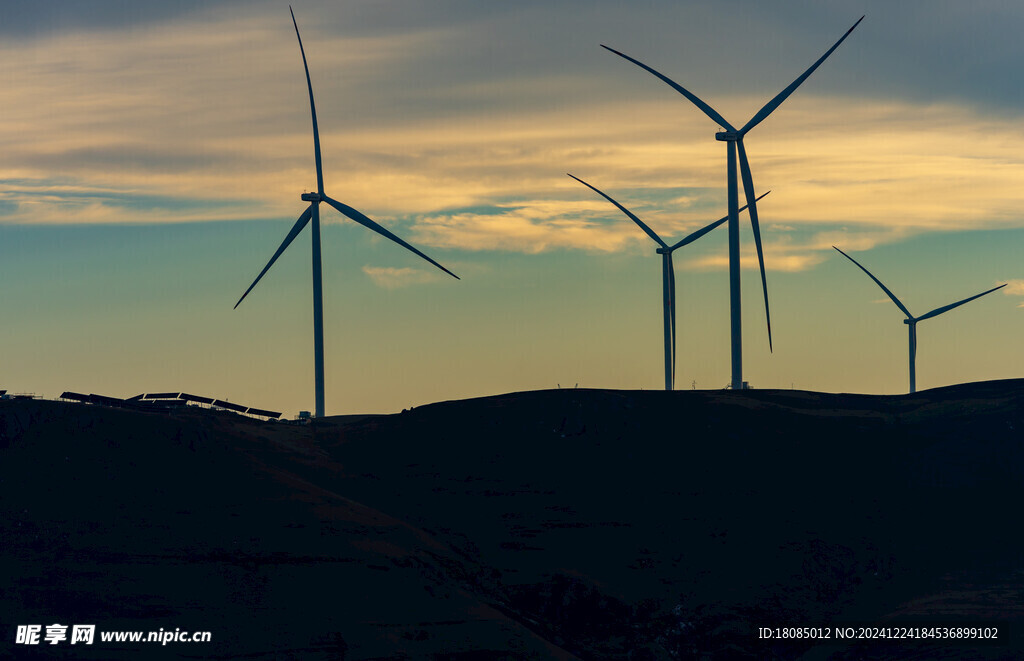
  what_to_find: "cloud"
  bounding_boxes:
[0,177,253,224]
[0,1,241,37]
[674,223,923,274]
[1002,280,1024,308]
[410,199,657,254]
[686,251,827,274]
[1002,279,1024,296]
[2,2,1024,280]
[361,265,442,289]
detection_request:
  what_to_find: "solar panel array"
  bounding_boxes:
[212,399,248,413]
[89,394,126,407]
[58,390,281,420]
[246,407,281,418]
[179,393,214,405]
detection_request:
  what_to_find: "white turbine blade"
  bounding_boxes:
[669,190,771,251]
[832,246,913,319]
[739,16,864,136]
[235,205,314,309]
[290,6,324,194]
[322,194,459,280]
[601,45,736,132]
[737,141,772,353]
[567,173,667,248]
[915,283,1007,322]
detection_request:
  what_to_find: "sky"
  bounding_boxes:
[2,0,1023,415]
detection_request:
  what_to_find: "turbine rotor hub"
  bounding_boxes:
[715,131,740,142]
[301,192,322,202]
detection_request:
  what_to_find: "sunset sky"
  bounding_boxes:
[2,0,1023,415]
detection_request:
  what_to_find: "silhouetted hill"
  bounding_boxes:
[3,380,1024,659]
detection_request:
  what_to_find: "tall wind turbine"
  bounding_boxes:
[602,17,864,389]
[235,7,458,419]
[833,246,1005,394]
[568,173,768,390]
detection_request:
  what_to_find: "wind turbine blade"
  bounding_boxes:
[832,246,913,319]
[322,194,459,280]
[736,141,772,353]
[234,205,313,309]
[739,16,864,135]
[915,283,1007,322]
[567,173,667,248]
[600,45,736,132]
[290,6,324,194]
[669,190,771,251]
[668,253,676,387]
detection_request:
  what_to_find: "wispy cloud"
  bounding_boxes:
[1002,279,1024,296]
[683,225,917,273]
[361,265,442,289]
[317,100,1024,263]
[410,199,656,254]
[2,4,1024,277]
[1002,279,1024,308]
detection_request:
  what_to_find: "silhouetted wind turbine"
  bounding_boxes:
[568,173,768,390]
[602,16,864,389]
[235,7,458,419]
[833,246,1005,394]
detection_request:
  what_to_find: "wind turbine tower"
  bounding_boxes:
[833,246,1005,394]
[568,174,767,390]
[602,17,864,389]
[235,8,458,418]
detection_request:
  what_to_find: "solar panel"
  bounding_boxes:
[178,393,214,404]
[245,407,282,419]
[61,391,89,402]
[138,399,187,409]
[212,399,248,413]
[126,394,144,401]
[143,392,180,400]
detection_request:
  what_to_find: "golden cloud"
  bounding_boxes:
[2,9,1023,280]
[1002,279,1024,297]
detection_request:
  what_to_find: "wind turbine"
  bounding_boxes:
[568,173,768,390]
[602,16,864,389]
[234,7,458,419]
[833,246,1005,394]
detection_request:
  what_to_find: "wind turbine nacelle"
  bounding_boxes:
[715,131,740,142]
[301,193,321,202]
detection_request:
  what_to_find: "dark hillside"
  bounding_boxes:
[0,401,573,660]
[3,380,1024,659]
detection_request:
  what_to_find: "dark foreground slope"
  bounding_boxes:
[3,380,1024,660]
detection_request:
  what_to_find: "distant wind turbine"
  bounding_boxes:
[568,173,768,390]
[833,246,1005,394]
[234,7,458,419]
[602,16,864,389]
